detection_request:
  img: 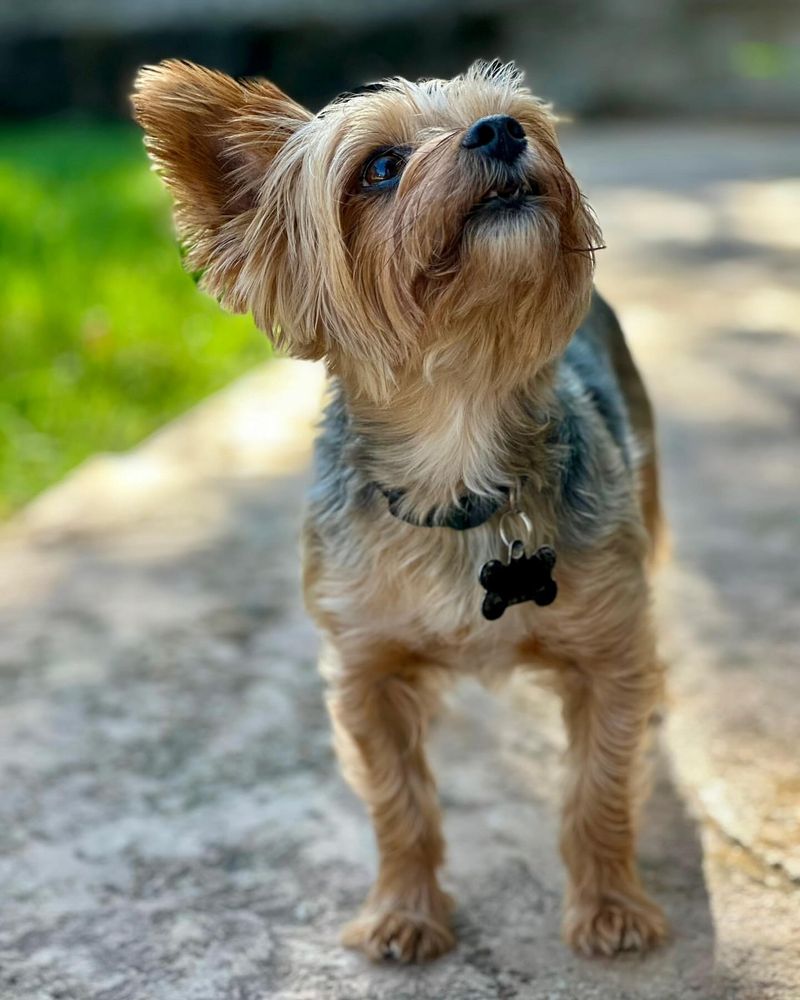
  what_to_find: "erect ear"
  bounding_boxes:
[132,60,311,310]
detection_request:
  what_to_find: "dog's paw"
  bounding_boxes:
[563,895,667,957]
[342,907,455,963]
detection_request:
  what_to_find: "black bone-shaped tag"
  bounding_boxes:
[479,544,557,621]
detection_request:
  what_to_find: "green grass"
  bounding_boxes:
[0,121,270,517]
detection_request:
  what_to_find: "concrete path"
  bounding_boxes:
[1,126,798,999]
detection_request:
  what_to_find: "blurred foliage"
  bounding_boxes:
[732,42,800,80]
[0,122,269,517]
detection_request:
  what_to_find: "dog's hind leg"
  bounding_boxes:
[322,641,455,963]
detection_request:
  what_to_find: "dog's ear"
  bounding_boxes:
[132,60,311,310]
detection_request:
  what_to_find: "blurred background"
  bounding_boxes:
[1,0,799,516]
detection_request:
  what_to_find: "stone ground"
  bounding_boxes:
[1,125,798,1000]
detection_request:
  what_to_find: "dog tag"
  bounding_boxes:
[479,544,557,620]
[479,510,557,620]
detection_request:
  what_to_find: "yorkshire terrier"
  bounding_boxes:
[133,58,667,963]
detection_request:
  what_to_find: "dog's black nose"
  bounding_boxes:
[461,115,527,163]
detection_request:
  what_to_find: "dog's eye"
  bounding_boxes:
[361,149,407,191]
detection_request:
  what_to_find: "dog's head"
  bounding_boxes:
[133,60,601,399]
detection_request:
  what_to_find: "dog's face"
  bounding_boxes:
[134,60,601,399]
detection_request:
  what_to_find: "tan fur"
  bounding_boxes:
[134,58,666,964]
[321,641,455,961]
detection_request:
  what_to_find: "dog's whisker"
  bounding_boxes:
[562,243,607,254]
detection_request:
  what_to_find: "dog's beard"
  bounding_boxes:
[374,137,553,293]
[338,140,600,395]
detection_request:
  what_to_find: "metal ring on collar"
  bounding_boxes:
[498,509,533,548]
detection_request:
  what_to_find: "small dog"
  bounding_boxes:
[134,59,667,962]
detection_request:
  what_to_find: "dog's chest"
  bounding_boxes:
[341,514,552,652]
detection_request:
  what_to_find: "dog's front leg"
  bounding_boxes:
[323,643,455,962]
[557,643,667,956]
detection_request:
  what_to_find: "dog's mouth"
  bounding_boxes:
[474,176,543,213]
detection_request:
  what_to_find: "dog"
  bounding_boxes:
[133,58,667,963]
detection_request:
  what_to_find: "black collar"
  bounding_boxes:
[374,483,510,530]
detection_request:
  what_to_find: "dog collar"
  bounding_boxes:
[375,483,510,530]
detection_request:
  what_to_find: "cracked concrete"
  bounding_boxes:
[1,125,798,999]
